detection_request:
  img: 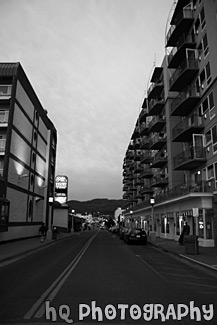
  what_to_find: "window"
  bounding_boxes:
[205,130,211,146]
[207,164,214,179]
[200,7,206,30]
[206,62,211,85]
[199,69,205,89]
[0,85,12,97]
[0,110,8,123]
[211,125,217,153]
[202,33,209,57]
[209,91,215,119]
[201,97,208,114]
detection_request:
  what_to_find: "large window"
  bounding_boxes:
[211,124,217,153]
[200,7,206,30]
[202,33,209,57]
[0,85,12,97]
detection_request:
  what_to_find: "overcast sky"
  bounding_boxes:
[1,0,173,201]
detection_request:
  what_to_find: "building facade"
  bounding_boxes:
[123,0,217,247]
[0,63,57,242]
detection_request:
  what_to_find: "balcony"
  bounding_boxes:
[173,146,206,170]
[0,85,12,99]
[135,177,142,186]
[139,106,148,123]
[166,7,194,47]
[134,152,141,161]
[133,139,141,150]
[151,175,168,188]
[172,114,204,142]
[0,139,6,153]
[131,126,140,140]
[140,152,152,164]
[140,122,149,136]
[151,151,168,168]
[133,162,141,173]
[171,84,200,116]
[154,179,214,205]
[140,136,150,149]
[169,58,199,92]
[148,98,165,116]
[149,133,167,150]
[148,115,166,133]
[139,168,153,179]
[147,81,164,100]
[140,185,154,195]
[0,111,9,125]
[168,34,196,68]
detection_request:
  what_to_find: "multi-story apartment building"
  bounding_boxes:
[0,63,57,242]
[123,0,217,247]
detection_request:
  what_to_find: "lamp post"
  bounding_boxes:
[150,197,156,244]
[130,210,133,226]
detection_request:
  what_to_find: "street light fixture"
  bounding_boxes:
[149,197,156,244]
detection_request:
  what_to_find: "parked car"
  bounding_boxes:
[109,225,119,233]
[124,228,147,245]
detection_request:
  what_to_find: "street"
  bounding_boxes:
[0,229,217,324]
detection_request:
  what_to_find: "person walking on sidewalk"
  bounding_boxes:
[179,222,190,245]
[39,222,47,243]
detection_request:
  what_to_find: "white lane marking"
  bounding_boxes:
[24,231,99,320]
[136,255,167,281]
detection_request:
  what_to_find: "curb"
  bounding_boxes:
[148,241,217,274]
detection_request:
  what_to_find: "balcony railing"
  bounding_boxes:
[149,133,167,150]
[140,136,150,149]
[140,168,153,179]
[155,180,215,205]
[147,81,164,100]
[172,114,204,142]
[148,115,166,133]
[171,84,200,116]
[0,139,6,152]
[151,150,167,168]
[169,58,199,91]
[168,33,196,68]
[148,98,165,116]
[173,146,206,170]
[166,8,194,47]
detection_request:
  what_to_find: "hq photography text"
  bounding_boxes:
[45,300,214,323]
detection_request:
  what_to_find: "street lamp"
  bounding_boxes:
[130,210,133,222]
[149,197,156,244]
[150,197,155,231]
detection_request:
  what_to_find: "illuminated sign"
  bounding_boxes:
[55,175,68,204]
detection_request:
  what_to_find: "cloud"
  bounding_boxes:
[0,0,173,200]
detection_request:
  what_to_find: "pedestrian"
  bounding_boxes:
[179,222,190,245]
[39,222,47,243]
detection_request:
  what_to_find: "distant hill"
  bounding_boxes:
[67,198,125,216]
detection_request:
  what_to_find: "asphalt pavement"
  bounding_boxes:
[0,230,217,273]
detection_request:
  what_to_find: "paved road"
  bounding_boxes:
[0,229,217,324]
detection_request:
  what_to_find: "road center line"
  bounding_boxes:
[24,231,99,320]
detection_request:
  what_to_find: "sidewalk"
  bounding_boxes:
[150,236,217,272]
[0,232,76,267]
